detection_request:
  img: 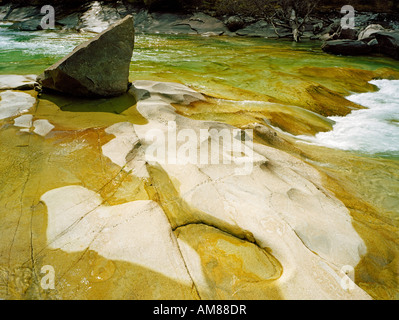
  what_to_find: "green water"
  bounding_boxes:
[1,26,398,93]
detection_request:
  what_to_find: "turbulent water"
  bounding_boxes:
[299,79,399,156]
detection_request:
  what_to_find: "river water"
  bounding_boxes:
[1,25,399,159]
[1,23,399,299]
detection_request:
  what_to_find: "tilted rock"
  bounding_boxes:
[37,15,135,98]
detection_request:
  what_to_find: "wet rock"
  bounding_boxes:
[367,38,380,53]
[375,31,399,60]
[57,12,81,30]
[10,17,42,31]
[358,24,386,41]
[313,21,324,34]
[322,40,372,56]
[37,15,135,98]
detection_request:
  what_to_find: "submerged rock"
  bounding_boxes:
[37,15,135,98]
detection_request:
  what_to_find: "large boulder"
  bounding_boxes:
[37,15,135,98]
[375,31,399,60]
[321,40,372,56]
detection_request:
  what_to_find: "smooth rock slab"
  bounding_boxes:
[37,15,135,98]
[0,74,37,90]
[41,186,193,285]
[101,80,371,299]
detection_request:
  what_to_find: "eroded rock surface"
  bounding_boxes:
[0,77,374,300]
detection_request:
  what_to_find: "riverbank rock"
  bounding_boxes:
[375,31,399,59]
[321,40,372,56]
[178,13,229,35]
[37,15,135,98]
[236,20,291,38]
[9,17,42,31]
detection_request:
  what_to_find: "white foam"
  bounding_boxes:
[297,80,399,155]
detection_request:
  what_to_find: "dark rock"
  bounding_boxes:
[321,40,372,56]
[3,6,40,22]
[312,21,324,34]
[338,28,358,40]
[367,38,380,53]
[10,18,42,31]
[37,15,135,98]
[57,12,80,30]
[374,31,399,59]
